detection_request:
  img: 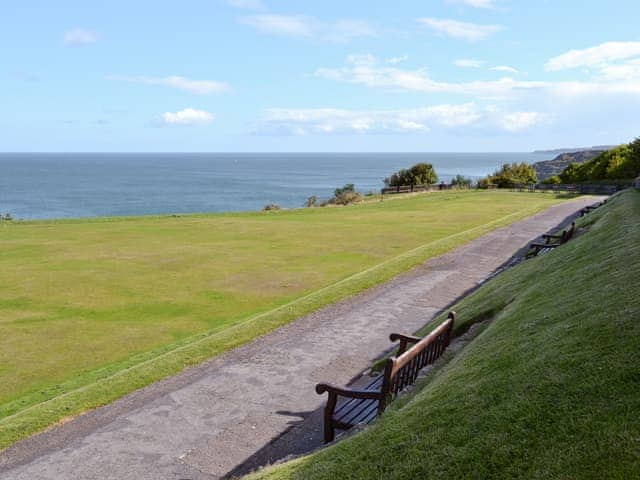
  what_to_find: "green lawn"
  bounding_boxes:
[0,191,567,449]
[249,189,640,480]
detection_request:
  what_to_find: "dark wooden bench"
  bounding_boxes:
[580,199,607,216]
[315,312,455,443]
[529,221,576,257]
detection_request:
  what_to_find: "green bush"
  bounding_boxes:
[385,163,438,188]
[479,162,537,188]
[451,174,472,188]
[320,184,364,206]
[559,138,640,183]
[541,175,561,185]
[333,191,362,205]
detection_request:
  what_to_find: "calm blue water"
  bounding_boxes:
[0,153,550,220]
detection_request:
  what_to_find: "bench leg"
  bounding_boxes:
[323,415,335,443]
[323,392,338,443]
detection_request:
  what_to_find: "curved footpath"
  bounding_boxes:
[0,197,600,480]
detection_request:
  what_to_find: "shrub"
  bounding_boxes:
[305,196,317,208]
[541,175,561,185]
[476,178,491,189]
[385,163,438,188]
[320,184,364,206]
[333,191,362,205]
[479,162,537,188]
[262,203,281,211]
[559,139,640,183]
[334,184,355,197]
[451,174,472,188]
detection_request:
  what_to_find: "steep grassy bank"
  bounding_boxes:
[0,191,566,449]
[249,189,640,479]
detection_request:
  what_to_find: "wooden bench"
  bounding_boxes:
[529,221,576,257]
[315,312,455,443]
[580,199,607,216]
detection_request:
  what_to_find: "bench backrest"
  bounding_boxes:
[378,313,455,413]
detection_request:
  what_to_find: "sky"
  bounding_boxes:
[2,0,640,152]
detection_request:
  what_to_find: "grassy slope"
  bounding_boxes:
[0,191,566,449]
[249,189,640,480]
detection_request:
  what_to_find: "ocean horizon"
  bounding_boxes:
[0,152,550,220]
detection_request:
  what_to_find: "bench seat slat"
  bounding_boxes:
[333,375,383,417]
[336,398,379,426]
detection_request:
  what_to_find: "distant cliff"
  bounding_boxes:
[533,149,610,180]
[532,146,616,155]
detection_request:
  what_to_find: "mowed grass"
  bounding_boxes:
[0,191,567,449]
[248,189,640,480]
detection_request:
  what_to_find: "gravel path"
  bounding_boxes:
[0,197,599,480]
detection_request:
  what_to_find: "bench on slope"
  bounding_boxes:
[528,221,576,257]
[315,312,455,443]
[580,199,607,216]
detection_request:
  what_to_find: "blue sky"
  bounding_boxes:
[2,0,640,152]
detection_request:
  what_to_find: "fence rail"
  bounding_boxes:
[381,183,455,194]
[381,183,628,195]
[510,183,627,195]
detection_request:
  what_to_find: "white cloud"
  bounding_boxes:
[387,54,409,65]
[314,55,546,98]
[454,58,485,68]
[490,65,519,74]
[107,75,231,94]
[598,58,640,81]
[314,54,640,100]
[417,18,503,42]
[446,0,496,8]
[545,41,640,71]
[63,28,98,46]
[160,108,215,125]
[500,111,551,132]
[239,14,375,42]
[227,0,265,10]
[252,104,548,135]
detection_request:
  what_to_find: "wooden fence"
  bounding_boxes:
[381,183,456,194]
[510,183,626,195]
[381,182,628,195]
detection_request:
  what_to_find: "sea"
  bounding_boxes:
[0,152,551,220]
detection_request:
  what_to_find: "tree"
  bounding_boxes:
[485,162,538,188]
[409,163,438,186]
[541,175,561,185]
[558,140,640,183]
[630,137,640,178]
[384,163,438,188]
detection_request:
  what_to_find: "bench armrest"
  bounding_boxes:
[389,332,422,343]
[389,332,422,354]
[315,383,382,400]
